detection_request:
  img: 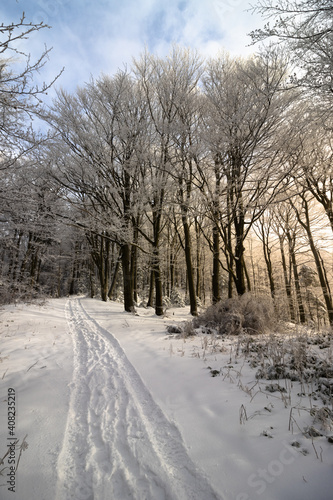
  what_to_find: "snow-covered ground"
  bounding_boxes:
[0,296,332,500]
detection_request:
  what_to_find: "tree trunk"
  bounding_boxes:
[212,157,221,303]
[147,268,155,308]
[89,257,96,298]
[131,244,138,304]
[244,258,251,292]
[178,170,198,316]
[262,241,275,298]
[153,248,164,316]
[69,261,76,295]
[195,218,202,300]
[8,230,22,282]
[108,250,121,299]
[99,236,109,302]
[131,223,139,303]
[291,254,306,323]
[234,236,246,296]
[278,235,295,321]
[87,233,109,302]
[212,225,221,303]
[170,249,175,296]
[286,230,306,323]
[20,231,33,280]
[295,198,333,325]
[233,185,246,296]
[121,243,135,312]
[182,218,198,316]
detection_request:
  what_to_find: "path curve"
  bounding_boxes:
[55,297,221,500]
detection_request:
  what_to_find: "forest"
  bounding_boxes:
[1,1,333,328]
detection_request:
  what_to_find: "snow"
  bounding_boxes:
[1,296,333,500]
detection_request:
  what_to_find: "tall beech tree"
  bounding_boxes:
[133,51,175,315]
[48,71,148,311]
[273,201,306,323]
[294,121,333,233]
[271,207,296,321]
[254,211,277,298]
[168,48,204,316]
[290,192,333,325]
[203,49,295,295]
[134,47,203,315]
[251,0,333,105]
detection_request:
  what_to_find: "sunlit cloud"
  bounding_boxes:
[0,0,262,100]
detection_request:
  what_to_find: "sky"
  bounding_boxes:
[1,0,262,100]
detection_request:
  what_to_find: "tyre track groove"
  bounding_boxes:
[55,297,221,500]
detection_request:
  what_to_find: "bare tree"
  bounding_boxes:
[168,47,204,316]
[251,0,333,102]
[133,47,204,316]
[203,49,296,295]
[0,13,62,172]
[48,71,148,311]
[290,190,333,325]
[292,119,333,232]
[271,206,296,321]
[253,210,277,298]
[133,51,174,315]
[0,14,64,303]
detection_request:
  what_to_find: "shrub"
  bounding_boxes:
[166,321,195,338]
[193,293,276,335]
[163,289,186,309]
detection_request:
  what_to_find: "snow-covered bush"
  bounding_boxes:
[182,320,196,338]
[170,289,186,307]
[193,293,276,335]
[163,289,186,309]
[166,321,195,338]
[0,277,46,305]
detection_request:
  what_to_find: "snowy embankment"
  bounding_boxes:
[0,297,333,500]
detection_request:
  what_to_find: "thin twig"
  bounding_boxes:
[26,360,38,372]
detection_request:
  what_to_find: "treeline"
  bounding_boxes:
[1,9,333,327]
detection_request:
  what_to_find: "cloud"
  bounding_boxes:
[0,0,263,101]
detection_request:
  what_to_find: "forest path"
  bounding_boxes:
[55,297,221,500]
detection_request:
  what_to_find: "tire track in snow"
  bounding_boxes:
[56,297,221,500]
